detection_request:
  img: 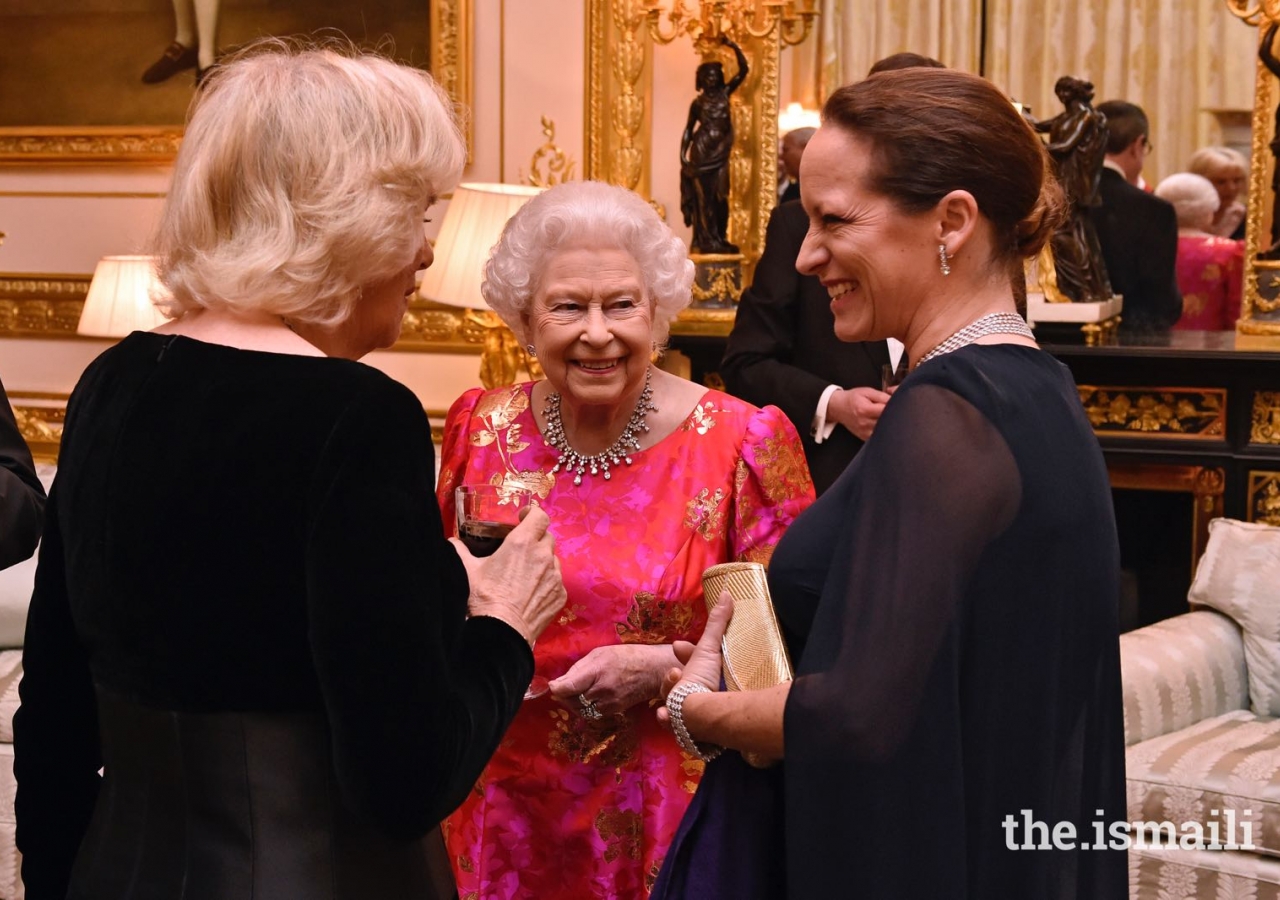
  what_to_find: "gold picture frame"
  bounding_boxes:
[1239,5,1280,333]
[0,0,472,165]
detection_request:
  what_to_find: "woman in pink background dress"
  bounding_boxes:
[437,181,813,898]
[1155,172,1245,331]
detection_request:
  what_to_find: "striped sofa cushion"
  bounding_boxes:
[1127,711,1280,858]
[1189,518,1280,717]
[0,653,19,746]
[1130,844,1280,899]
[1120,609,1248,747]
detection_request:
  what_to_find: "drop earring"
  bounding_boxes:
[938,244,952,277]
[525,344,537,357]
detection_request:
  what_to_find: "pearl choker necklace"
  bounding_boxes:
[916,312,1035,367]
[543,367,657,485]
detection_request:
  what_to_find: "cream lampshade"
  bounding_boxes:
[417,183,544,308]
[77,255,171,337]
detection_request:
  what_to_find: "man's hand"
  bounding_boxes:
[826,386,891,442]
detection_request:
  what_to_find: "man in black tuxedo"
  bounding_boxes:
[721,200,891,494]
[0,376,46,570]
[1091,100,1182,332]
[777,128,813,205]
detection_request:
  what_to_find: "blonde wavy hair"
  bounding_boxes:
[481,181,695,346]
[151,37,465,326]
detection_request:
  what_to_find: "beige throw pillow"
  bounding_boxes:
[1188,518,1280,717]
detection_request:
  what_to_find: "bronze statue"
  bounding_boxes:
[1034,76,1113,302]
[680,36,748,255]
[1259,22,1280,259]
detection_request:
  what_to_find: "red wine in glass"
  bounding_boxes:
[458,519,515,557]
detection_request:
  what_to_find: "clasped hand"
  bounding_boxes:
[827,386,891,442]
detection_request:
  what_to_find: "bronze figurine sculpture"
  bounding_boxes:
[1034,76,1113,303]
[679,36,748,255]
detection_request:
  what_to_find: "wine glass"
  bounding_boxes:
[455,483,533,556]
[455,484,548,699]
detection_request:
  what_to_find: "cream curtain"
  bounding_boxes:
[793,0,1256,184]
[986,0,1255,183]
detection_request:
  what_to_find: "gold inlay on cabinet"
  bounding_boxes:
[1248,470,1280,525]
[1077,386,1228,439]
[1252,391,1280,443]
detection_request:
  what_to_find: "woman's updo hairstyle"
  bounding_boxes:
[821,68,1064,265]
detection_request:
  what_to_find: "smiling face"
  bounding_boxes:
[526,245,653,411]
[795,126,937,343]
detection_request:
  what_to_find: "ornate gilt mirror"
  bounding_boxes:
[1237,0,1280,333]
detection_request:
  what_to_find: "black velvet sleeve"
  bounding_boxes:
[0,379,46,570]
[14,480,104,900]
[304,381,534,838]
[720,203,831,431]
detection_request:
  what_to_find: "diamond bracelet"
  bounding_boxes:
[666,681,723,762]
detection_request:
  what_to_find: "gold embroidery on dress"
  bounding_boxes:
[557,602,588,627]
[679,752,706,793]
[684,487,726,540]
[646,861,663,893]
[752,433,810,504]
[615,591,696,643]
[681,400,722,435]
[547,708,637,766]
[594,809,643,863]
[740,544,776,566]
[439,468,455,493]
[469,387,554,498]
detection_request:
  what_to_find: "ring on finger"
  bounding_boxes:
[578,693,602,720]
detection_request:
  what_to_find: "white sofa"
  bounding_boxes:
[1121,518,1280,899]
[0,461,55,900]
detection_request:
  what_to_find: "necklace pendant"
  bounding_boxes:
[603,470,611,480]
[590,464,598,475]
[624,455,633,465]
[573,474,583,486]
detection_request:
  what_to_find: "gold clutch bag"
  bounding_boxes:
[702,562,793,768]
[701,562,793,691]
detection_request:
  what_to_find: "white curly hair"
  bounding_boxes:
[481,181,694,345]
[1154,173,1221,231]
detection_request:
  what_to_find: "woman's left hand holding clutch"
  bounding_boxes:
[656,594,732,726]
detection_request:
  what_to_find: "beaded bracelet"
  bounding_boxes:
[666,681,723,762]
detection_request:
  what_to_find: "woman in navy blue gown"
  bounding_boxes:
[653,67,1127,900]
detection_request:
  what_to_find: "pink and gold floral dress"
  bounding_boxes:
[1172,234,1244,331]
[436,382,813,899]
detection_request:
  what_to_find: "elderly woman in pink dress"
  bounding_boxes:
[436,180,813,899]
[1188,146,1247,241]
[1155,172,1245,331]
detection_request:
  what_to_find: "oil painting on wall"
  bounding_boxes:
[0,0,431,130]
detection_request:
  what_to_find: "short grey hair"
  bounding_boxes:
[481,181,694,345]
[151,37,465,326]
[1154,173,1220,230]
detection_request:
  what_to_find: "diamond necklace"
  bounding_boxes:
[915,312,1035,367]
[543,367,657,485]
